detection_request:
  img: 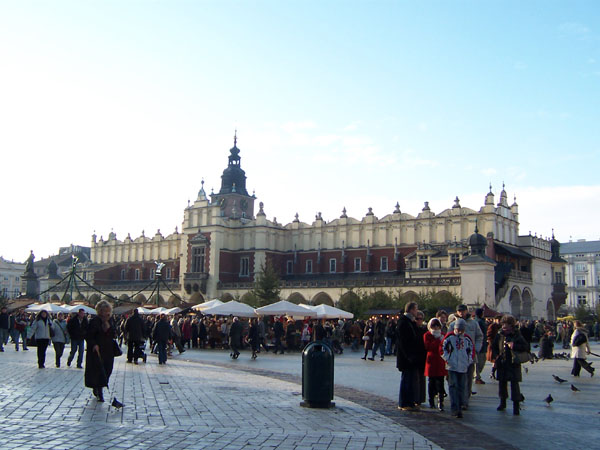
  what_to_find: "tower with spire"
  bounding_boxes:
[210,131,255,219]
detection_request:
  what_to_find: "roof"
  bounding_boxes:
[560,240,600,255]
[494,242,532,259]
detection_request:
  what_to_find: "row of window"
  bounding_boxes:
[577,294,600,306]
[239,257,391,277]
[575,274,600,287]
[120,268,173,281]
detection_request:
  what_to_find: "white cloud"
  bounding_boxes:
[481,168,497,177]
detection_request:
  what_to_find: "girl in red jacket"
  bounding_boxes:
[424,318,448,410]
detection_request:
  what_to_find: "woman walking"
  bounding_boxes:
[571,320,594,376]
[491,315,528,415]
[32,310,53,368]
[85,300,117,402]
[361,320,374,360]
[248,318,260,359]
[51,312,69,367]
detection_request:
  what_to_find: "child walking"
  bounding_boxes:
[442,318,474,418]
[424,318,447,410]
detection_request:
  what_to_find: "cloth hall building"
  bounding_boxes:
[86,138,567,319]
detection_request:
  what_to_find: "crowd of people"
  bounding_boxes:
[0,301,597,417]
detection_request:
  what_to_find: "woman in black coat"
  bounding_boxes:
[85,300,117,402]
[491,315,529,415]
[361,320,374,360]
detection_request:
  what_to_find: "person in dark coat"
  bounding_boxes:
[199,319,208,348]
[491,315,529,415]
[248,318,260,359]
[273,318,285,354]
[369,317,386,361]
[66,308,88,368]
[152,314,171,364]
[85,301,117,402]
[396,302,421,411]
[538,327,555,359]
[415,310,427,405]
[125,309,145,364]
[229,317,243,359]
[361,320,374,360]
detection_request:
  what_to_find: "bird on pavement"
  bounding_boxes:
[544,394,553,405]
[524,367,528,374]
[111,397,124,409]
[571,384,580,392]
[553,374,567,383]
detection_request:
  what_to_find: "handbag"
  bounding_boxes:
[113,340,123,357]
[362,335,370,341]
[515,351,531,364]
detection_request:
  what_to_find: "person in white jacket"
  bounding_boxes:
[442,318,474,418]
[571,320,594,377]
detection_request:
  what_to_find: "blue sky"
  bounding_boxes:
[1,1,599,262]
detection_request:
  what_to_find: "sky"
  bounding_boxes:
[1,0,599,262]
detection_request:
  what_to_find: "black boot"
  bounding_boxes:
[513,401,520,415]
[97,388,105,402]
[429,398,435,409]
[497,398,506,411]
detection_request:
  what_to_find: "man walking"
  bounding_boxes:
[152,314,171,365]
[125,309,146,364]
[66,308,88,368]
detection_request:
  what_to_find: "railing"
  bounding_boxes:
[507,270,532,282]
[183,272,209,280]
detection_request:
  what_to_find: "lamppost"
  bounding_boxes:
[155,261,165,307]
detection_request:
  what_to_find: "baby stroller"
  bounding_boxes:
[133,341,148,364]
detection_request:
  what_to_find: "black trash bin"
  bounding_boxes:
[300,341,335,408]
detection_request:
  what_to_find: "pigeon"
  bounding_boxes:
[544,394,553,405]
[571,384,580,392]
[111,397,124,409]
[524,367,528,374]
[553,374,567,383]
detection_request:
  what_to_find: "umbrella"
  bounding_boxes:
[312,304,353,319]
[26,303,70,313]
[191,299,224,311]
[149,307,169,315]
[202,300,257,318]
[66,304,97,315]
[255,300,317,317]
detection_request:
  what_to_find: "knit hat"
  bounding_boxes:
[427,318,441,330]
[455,318,467,331]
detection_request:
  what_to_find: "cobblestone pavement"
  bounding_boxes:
[0,348,440,450]
[180,342,600,449]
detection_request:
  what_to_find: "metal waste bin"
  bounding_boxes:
[300,341,335,408]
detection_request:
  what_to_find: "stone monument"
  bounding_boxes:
[22,251,40,300]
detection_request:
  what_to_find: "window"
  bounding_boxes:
[82,271,87,281]
[354,258,361,272]
[451,254,460,268]
[286,260,294,275]
[329,258,336,273]
[150,269,155,280]
[166,267,172,279]
[554,271,563,284]
[577,295,587,306]
[120,269,126,280]
[380,256,388,272]
[306,259,313,274]
[192,247,206,273]
[135,269,140,281]
[575,263,587,272]
[240,257,250,277]
[576,276,586,287]
[419,255,429,269]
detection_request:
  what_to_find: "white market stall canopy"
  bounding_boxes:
[164,307,182,315]
[26,303,70,314]
[191,299,224,311]
[311,304,354,319]
[255,300,318,317]
[149,307,169,315]
[66,304,97,315]
[202,300,257,318]
[137,307,153,314]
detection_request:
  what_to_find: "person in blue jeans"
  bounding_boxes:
[442,318,474,418]
[152,314,171,365]
[66,309,88,368]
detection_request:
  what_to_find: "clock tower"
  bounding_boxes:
[210,132,256,219]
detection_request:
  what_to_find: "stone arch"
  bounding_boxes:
[50,294,60,302]
[521,288,533,319]
[509,287,521,318]
[119,294,131,303]
[134,294,147,304]
[401,290,419,303]
[168,294,182,306]
[89,294,101,305]
[149,294,165,306]
[220,293,234,302]
[338,291,361,313]
[546,300,555,321]
[189,292,204,304]
[61,294,72,303]
[75,293,86,302]
[312,292,334,306]
[287,292,307,304]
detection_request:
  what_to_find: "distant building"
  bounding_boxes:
[0,257,25,299]
[83,136,566,318]
[560,240,600,310]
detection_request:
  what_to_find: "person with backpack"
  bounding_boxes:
[571,320,594,377]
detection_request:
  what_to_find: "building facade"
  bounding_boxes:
[85,138,565,318]
[560,240,600,311]
[0,257,25,299]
